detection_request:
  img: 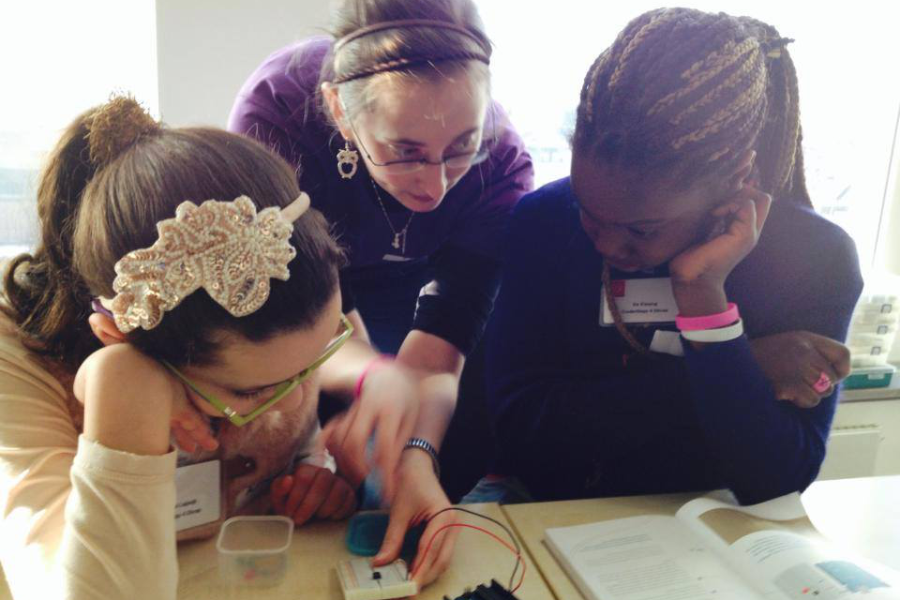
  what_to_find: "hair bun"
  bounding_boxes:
[86,95,160,168]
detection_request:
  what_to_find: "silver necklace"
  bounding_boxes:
[370,179,415,253]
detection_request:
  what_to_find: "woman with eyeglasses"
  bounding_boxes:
[0,97,354,599]
[228,0,533,585]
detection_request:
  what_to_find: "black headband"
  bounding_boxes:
[332,51,490,84]
[332,18,491,55]
[331,19,491,84]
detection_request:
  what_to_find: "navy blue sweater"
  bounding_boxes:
[487,178,863,505]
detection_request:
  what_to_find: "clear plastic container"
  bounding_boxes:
[852,275,900,365]
[851,322,899,339]
[848,331,897,348]
[850,339,893,367]
[870,323,898,337]
[216,516,293,587]
[850,282,898,335]
[853,293,898,316]
[851,352,890,369]
[851,311,900,328]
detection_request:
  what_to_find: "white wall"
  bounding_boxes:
[877,115,900,279]
[822,399,900,479]
[155,0,332,128]
[873,108,900,364]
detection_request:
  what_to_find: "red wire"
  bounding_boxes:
[412,522,527,593]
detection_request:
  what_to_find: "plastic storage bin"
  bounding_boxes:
[843,364,896,390]
[848,331,897,368]
[849,288,899,368]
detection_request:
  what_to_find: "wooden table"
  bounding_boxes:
[3,478,896,599]
[0,566,8,600]
[177,502,554,599]
[501,476,900,600]
[0,504,551,600]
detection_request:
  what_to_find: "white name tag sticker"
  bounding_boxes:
[601,277,678,326]
[382,254,415,262]
[174,459,221,532]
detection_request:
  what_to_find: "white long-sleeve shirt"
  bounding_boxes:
[0,329,178,600]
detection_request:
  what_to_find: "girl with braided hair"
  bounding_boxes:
[228,0,532,584]
[475,8,863,505]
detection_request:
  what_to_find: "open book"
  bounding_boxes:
[545,493,900,600]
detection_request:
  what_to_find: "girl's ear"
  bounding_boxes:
[88,312,126,347]
[725,149,757,192]
[320,82,354,141]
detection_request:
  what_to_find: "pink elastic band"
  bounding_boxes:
[354,355,393,399]
[676,303,740,331]
[813,372,833,394]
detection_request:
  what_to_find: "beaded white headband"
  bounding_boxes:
[108,193,310,333]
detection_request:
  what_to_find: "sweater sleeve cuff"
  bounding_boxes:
[682,334,753,362]
[74,435,177,484]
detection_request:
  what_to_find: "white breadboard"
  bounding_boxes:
[337,558,418,600]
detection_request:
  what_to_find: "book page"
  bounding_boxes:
[677,495,900,599]
[545,514,762,600]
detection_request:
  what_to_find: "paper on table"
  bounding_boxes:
[679,494,900,600]
[545,514,760,600]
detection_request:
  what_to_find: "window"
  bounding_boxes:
[0,1,158,257]
[478,1,900,267]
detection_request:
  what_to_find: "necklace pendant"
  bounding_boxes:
[392,233,401,250]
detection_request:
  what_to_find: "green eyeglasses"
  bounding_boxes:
[163,315,354,427]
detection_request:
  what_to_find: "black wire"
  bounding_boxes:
[426,506,523,591]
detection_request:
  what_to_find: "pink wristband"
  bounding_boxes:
[353,355,393,399]
[676,302,740,331]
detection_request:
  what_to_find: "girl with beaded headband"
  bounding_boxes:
[228,0,533,585]
[0,96,357,599]
[471,8,863,506]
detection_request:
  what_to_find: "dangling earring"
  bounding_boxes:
[336,140,359,180]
